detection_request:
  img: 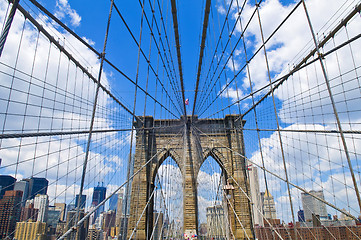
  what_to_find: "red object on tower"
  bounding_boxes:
[185,99,189,105]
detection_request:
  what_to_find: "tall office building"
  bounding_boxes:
[115,192,124,231]
[14,180,29,206]
[14,220,47,240]
[20,203,39,222]
[66,209,89,240]
[261,190,277,219]
[109,193,118,211]
[55,203,66,221]
[24,177,48,199]
[102,210,116,237]
[87,226,101,240]
[298,209,305,222]
[301,190,328,221]
[75,194,87,209]
[0,175,16,199]
[67,203,76,212]
[248,166,263,226]
[34,194,49,222]
[92,183,106,222]
[206,205,226,239]
[0,190,23,239]
[47,205,62,227]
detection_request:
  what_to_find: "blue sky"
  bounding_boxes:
[36,0,207,117]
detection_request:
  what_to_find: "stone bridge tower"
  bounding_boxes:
[126,115,254,239]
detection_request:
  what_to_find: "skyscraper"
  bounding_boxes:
[248,166,263,226]
[0,190,23,239]
[108,193,118,211]
[0,175,16,199]
[261,190,277,219]
[55,203,66,221]
[206,205,226,239]
[115,192,124,231]
[75,194,87,209]
[14,180,29,206]
[24,177,48,199]
[14,220,47,240]
[34,194,49,222]
[298,209,305,222]
[301,190,328,221]
[102,210,116,237]
[48,205,62,228]
[20,203,38,222]
[66,209,88,240]
[92,183,106,222]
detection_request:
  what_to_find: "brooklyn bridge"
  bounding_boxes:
[0,0,361,239]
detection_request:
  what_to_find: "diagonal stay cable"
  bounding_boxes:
[170,0,187,116]
[197,125,361,239]
[193,125,283,239]
[193,125,360,221]
[58,123,185,240]
[23,0,179,119]
[139,0,185,110]
[198,0,303,116]
[154,0,182,97]
[113,2,184,114]
[57,148,166,240]
[209,2,361,119]
[14,3,146,123]
[128,177,160,240]
[192,0,212,117]
[206,31,361,118]
[195,0,237,113]
[209,147,285,240]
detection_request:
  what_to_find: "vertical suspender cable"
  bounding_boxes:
[254,1,298,239]
[301,0,361,214]
[170,0,187,116]
[192,0,211,116]
[75,0,114,237]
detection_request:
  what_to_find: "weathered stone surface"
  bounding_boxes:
[126,115,254,239]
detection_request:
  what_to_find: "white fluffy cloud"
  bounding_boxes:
[214,0,361,221]
[0,1,129,208]
[55,0,81,27]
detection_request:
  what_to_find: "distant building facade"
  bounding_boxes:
[0,175,16,199]
[47,205,62,227]
[14,180,30,206]
[87,226,101,240]
[248,166,263,226]
[20,203,39,222]
[92,183,106,223]
[14,220,47,240]
[66,209,89,240]
[206,205,226,239]
[23,177,48,199]
[34,194,49,222]
[0,190,23,239]
[75,194,87,209]
[108,193,118,211]
[298,209,305,222]
[261,190,277,219]
[55,203,66,221]
[301,190,328,221]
